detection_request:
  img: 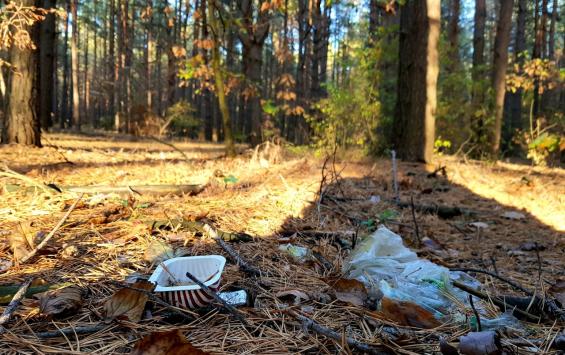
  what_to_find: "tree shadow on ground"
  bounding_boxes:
[278,161,564,288]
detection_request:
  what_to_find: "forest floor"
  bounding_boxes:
[0,133,563,354]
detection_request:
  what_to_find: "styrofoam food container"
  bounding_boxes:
[148,255,226,309]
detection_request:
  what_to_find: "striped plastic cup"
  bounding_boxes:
[148,255,226,309]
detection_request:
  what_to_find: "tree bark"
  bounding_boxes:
[60,0,70,129]
[38,0,57,131]
[470,0,486,154]
[70,0,80,130]
[146,0,154,111]
[504,0,527,147]
[548,0,557,59]
[238,0,271,146]
[490,0,514,156]
[392,0,440,163]
[447,0,460,71]
[3,0,41,146]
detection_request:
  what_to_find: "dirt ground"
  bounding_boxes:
[0,133,563,354]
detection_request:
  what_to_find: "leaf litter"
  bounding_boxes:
[0,134,563,354]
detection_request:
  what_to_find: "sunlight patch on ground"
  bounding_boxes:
[441,157,565,232]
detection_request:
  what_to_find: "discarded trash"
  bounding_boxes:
[469,222,489,229]
[470,311,524,333]
[148,256,226,309]
[459,331,502,355]
[219,290,248,307]
[501,211,526,220]
[369,195,381,204]
[343,226,480,322]
[278,244,311,263]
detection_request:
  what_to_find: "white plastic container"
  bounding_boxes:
[148,255,226,309]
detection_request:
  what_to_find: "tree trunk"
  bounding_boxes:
[60,0,70,129]
[238,0,271,146]
[447,0,460,71]
[548,0,557,59]
[470,0,486,154]
[84,23,90,127]
[70,0,80,130]
[146,0,154,111]
[392,0,440,163]
[3,0,41,146]
[504,0,527,147]
[38,0,57,131]
[490,0,514,156]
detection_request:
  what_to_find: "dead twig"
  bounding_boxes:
[202,223,262,277]
[18,193,84,265]
[185,271,249,326]
[410,195,422,246]
[148,135,191,162]
[36,324,112,339]
[289,311,390,355]
[450,268,533,295]
[452,281,541,322]
[0,279,33,334]
[391,150,399,203]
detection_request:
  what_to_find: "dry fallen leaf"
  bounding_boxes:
[275,290,310,305]
[9,222,35,261]
[38,286,83,319]
[501,211,525,220]
[104,280,155,323]
[331,278,368,307]
[380,297,441,329]
[131,330,210,355]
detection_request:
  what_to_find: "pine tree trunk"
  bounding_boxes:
[392,0,440,163]
[146,0,154,111]
[470,0,486,153]
[60,0,70,129]
[3,0,41,146]
[71,0,80,130]
[504,0,527,147]
[38,0,57,131]
[490,0,514,155]
[548,0,557,59]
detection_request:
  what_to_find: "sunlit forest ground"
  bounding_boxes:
[0,133,563,353]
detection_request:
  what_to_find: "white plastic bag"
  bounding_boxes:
[343,226,479,320]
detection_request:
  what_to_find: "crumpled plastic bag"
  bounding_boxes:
[343,226,480,320]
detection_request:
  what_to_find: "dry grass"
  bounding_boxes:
[0,133,563,354]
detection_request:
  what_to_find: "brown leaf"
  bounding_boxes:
[104,281,155,323]
[275,290,310,305]
[131,330,210,355]
[331,278,368,307]
[38,286,83,319]
[9,222,35,261]
[380,297,441,329]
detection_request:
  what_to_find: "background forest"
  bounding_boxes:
[0,0,564,165]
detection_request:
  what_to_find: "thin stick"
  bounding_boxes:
[450,268,533,295]
[0,279,33,334]
[36,324,111,339]
[148,135,190,162]
[391,150,399,203]
[159,262,181,286]
[469,295,481,331]
[410,195,421,246]
[18,193,84,264]
[289,311,389,355]
[202,224,262,277]
[452,281,541,322]
[185,271,248,326]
